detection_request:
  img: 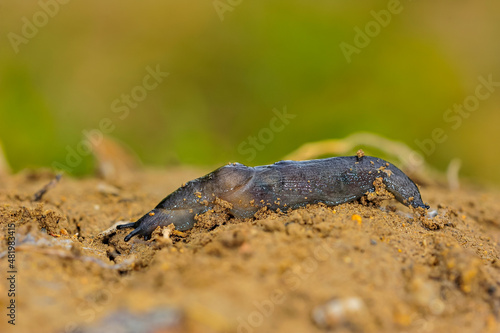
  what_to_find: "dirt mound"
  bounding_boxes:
[0,168,499,332]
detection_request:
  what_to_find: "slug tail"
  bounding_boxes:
[379,162,429,210]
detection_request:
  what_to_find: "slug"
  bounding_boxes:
[117,154,429,241]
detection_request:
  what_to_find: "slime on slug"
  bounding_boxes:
[117,154,429,241]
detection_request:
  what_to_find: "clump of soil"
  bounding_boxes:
[0,167,499,333]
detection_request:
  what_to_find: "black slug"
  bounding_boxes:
[117,154,429,241]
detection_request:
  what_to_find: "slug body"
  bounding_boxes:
[117,155,429,241]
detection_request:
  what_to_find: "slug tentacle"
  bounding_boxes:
[117,155,429,241]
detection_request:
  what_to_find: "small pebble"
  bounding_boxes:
[312,296,366,329]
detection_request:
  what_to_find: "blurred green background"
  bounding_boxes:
[0,0,499,185]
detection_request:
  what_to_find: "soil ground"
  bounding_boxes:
[0,166,499,333]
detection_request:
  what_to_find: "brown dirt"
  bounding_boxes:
[1,167,499,333]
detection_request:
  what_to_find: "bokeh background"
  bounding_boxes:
[0,0,499,185]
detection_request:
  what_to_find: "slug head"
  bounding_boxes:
[116,208,170,242]
[116,208,198,241]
